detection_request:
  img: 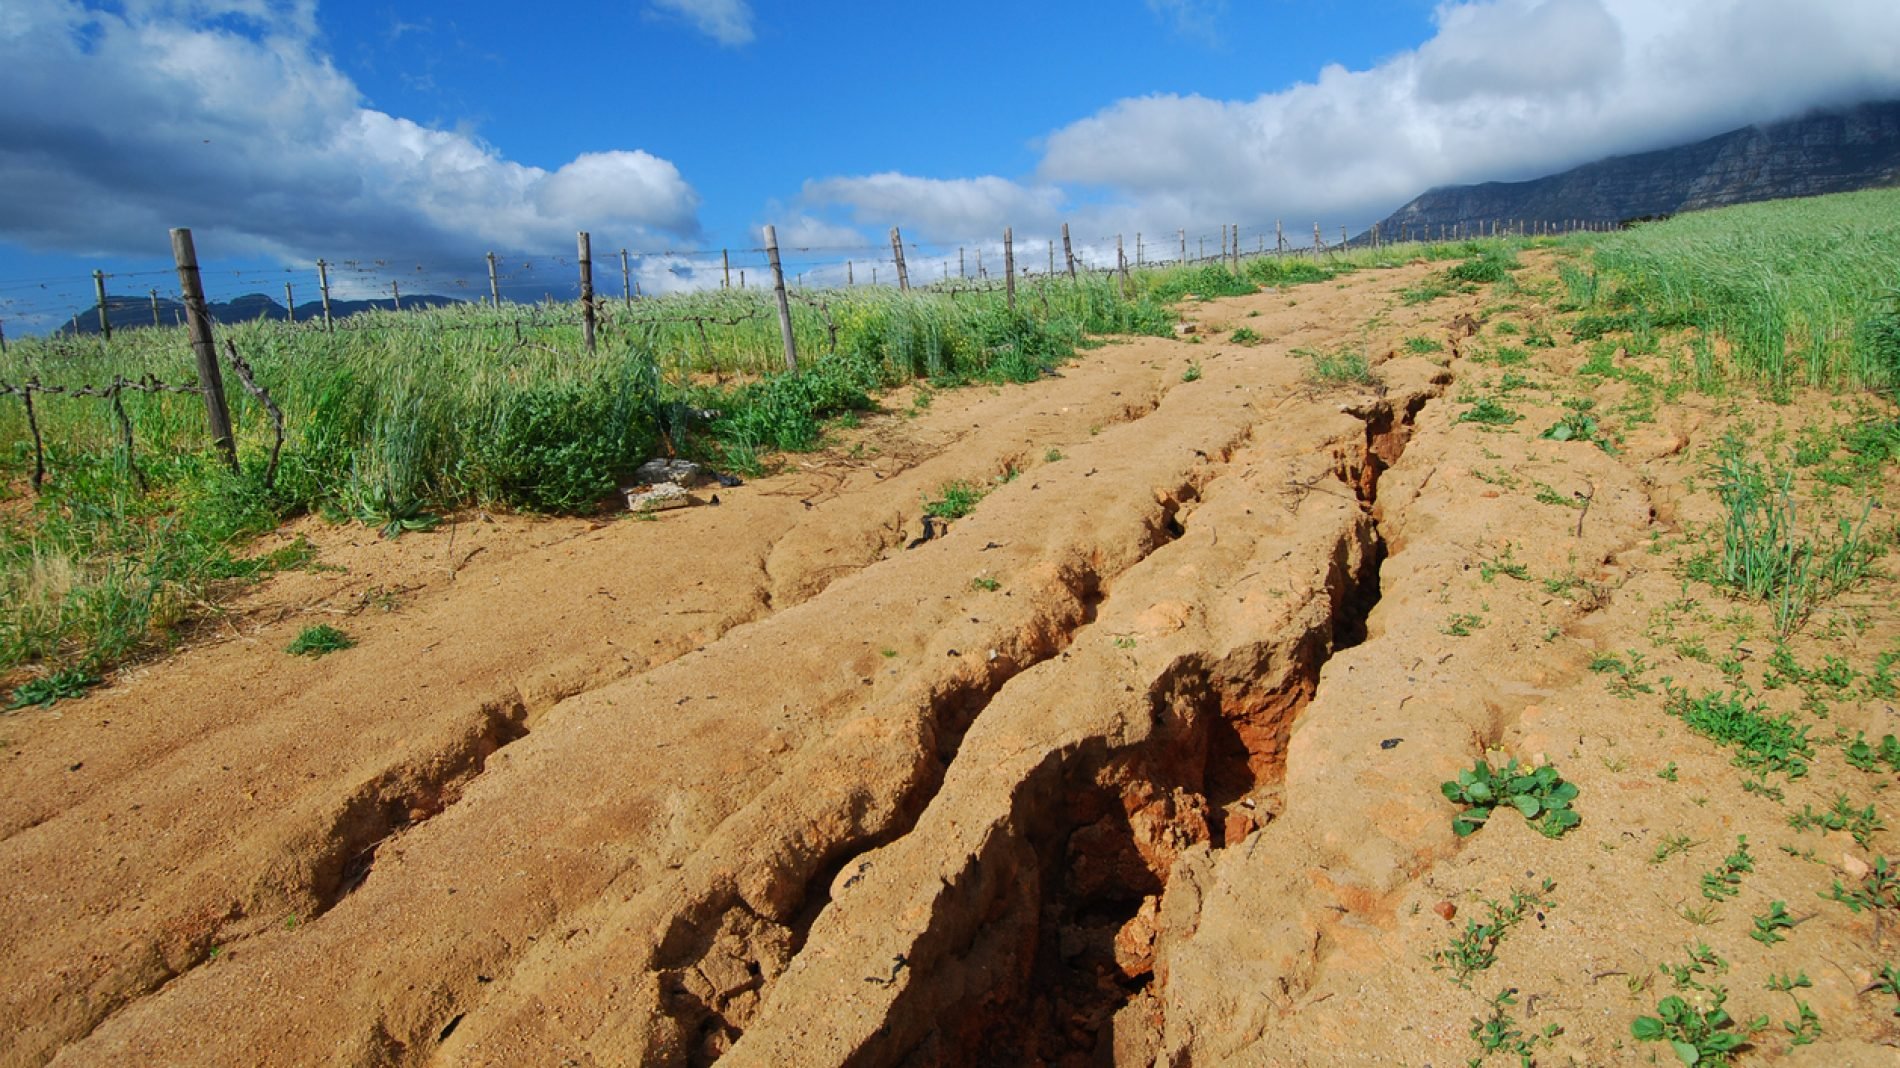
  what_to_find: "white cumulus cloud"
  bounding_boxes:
[647,0,754,46]
[0,0,703,267]
[798,0,1900,243]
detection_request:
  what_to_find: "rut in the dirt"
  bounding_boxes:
[954,394,1420,1065]
[715,370,1446,1068]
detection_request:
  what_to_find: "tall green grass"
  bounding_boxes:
[0,268,1206,685]
[1561,188,1900,392]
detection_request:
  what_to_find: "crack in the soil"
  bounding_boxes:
[868,390,1435,1067]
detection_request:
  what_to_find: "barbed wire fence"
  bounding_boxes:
[0,214,1621,496]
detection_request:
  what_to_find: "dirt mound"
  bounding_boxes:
[8,255,1900,1067]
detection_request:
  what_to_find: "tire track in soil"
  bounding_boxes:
[10,260,1454,1067]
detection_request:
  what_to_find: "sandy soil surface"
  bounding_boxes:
[5,254,1898,1067]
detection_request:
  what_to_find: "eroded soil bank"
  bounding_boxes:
[8,252,1900,1067]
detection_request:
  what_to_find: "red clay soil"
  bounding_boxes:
[6,255,1899,1067]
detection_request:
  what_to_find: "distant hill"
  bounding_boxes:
[54,291,466,336]
[1370,99,1900,239]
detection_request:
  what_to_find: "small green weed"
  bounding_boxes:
[1466,988,1559,1067]
[1631,988,1764,1066]
[1228,326,1261,345]
[1651,833,1699,864]
[1433,881,1556,987]
[1823,855,1899,914]
[1182,362,1203,382]
[5,665,102,710]
[970,576,1001,592]
[1443,613,1485,637]
[286,624,353,657]
[1699,836,1755,901]
[1748,901,1797,945]
[923,480,987,521]
[1404,336,1445,354]
[1441,759,1581,838]
[1457,398,1523,427]
[1787,794,1883,849]
[1663,685,1812,777]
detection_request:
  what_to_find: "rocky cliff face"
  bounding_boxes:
[1372,99,1900,237]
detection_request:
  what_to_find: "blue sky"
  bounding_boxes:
[3,0,1899,328]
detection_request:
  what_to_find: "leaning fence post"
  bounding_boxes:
[1004,227,1016,311]
[620,248,632,307]
[1061,224,1076,280]
[890,227,910,292]
[318,259,334,328]
[577,231,596,354]
[485,252,500,307]
[391,281,402,312]
[284,282,295,323]
[169,228,238,471]
[93,270,112,340]
[764,225,799,373]
[1116,234,1129,298]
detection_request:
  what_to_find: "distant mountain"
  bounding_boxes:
[1370,100,1900,240]
[54,292,466,336]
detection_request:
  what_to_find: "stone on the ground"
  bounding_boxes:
[634,458,709,488]
[625,481,694,513]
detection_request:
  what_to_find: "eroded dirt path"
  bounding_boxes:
[9,253,1900,1067]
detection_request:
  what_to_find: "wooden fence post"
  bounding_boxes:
[1340,226,1348,253]
[0,317,7,354]
[889,227,910,291]
[284,283,295,323]
[1136,232,1144,269]
[621,248,632,307]
[763,225,799,372]
[1220,224,1229,267]
[847,260,854,286]
[722,249,731,289]
[577,231,596,354]
[1232,223,1241,272]
[1313,223,1322,259]
[169,228,237,471]
[1004,227,1016,311]
[392,281,402,311]
[93,270,111,340]
[316,259,334,329]
[1116,234,1129,298]
[482,252,498,308]
[959,247,966,279]
[150,289,161,327]
[1276,219,1285,255]
[1178,229,1186,264]
[1063,224,1076,280]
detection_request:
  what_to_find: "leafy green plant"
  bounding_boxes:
[1403,336,1445,354]
[1228,326,1261,345]
[6,665,102,710]
[1539,398,1609,450]
[1457,398,1523,427]
[1651,833,1699,864]
[1441,758,1581,838]
[1182,361,1203,382]
[922,480,987,521]
[1748,901,1796,945]
[1433,882,1556,987]
[1443,612,1485,637]
[1631,988,1764,1066]
[1660,943,1729,991]
[1699,837,1755,901]
[1466,988,1558,1068]
[1663,685,1812,777]
[1788,794,1883,849]
[286,624,353,657]
[1844,732,1900,773]
[1872,964,1900,1019]
[1589,650,1654,698]
[1823,855,1899,913]
[970,576,1001,592]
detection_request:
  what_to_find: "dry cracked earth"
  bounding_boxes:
[6,254,1900,1067]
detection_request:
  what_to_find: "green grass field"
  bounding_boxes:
[4,191,1897,694]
